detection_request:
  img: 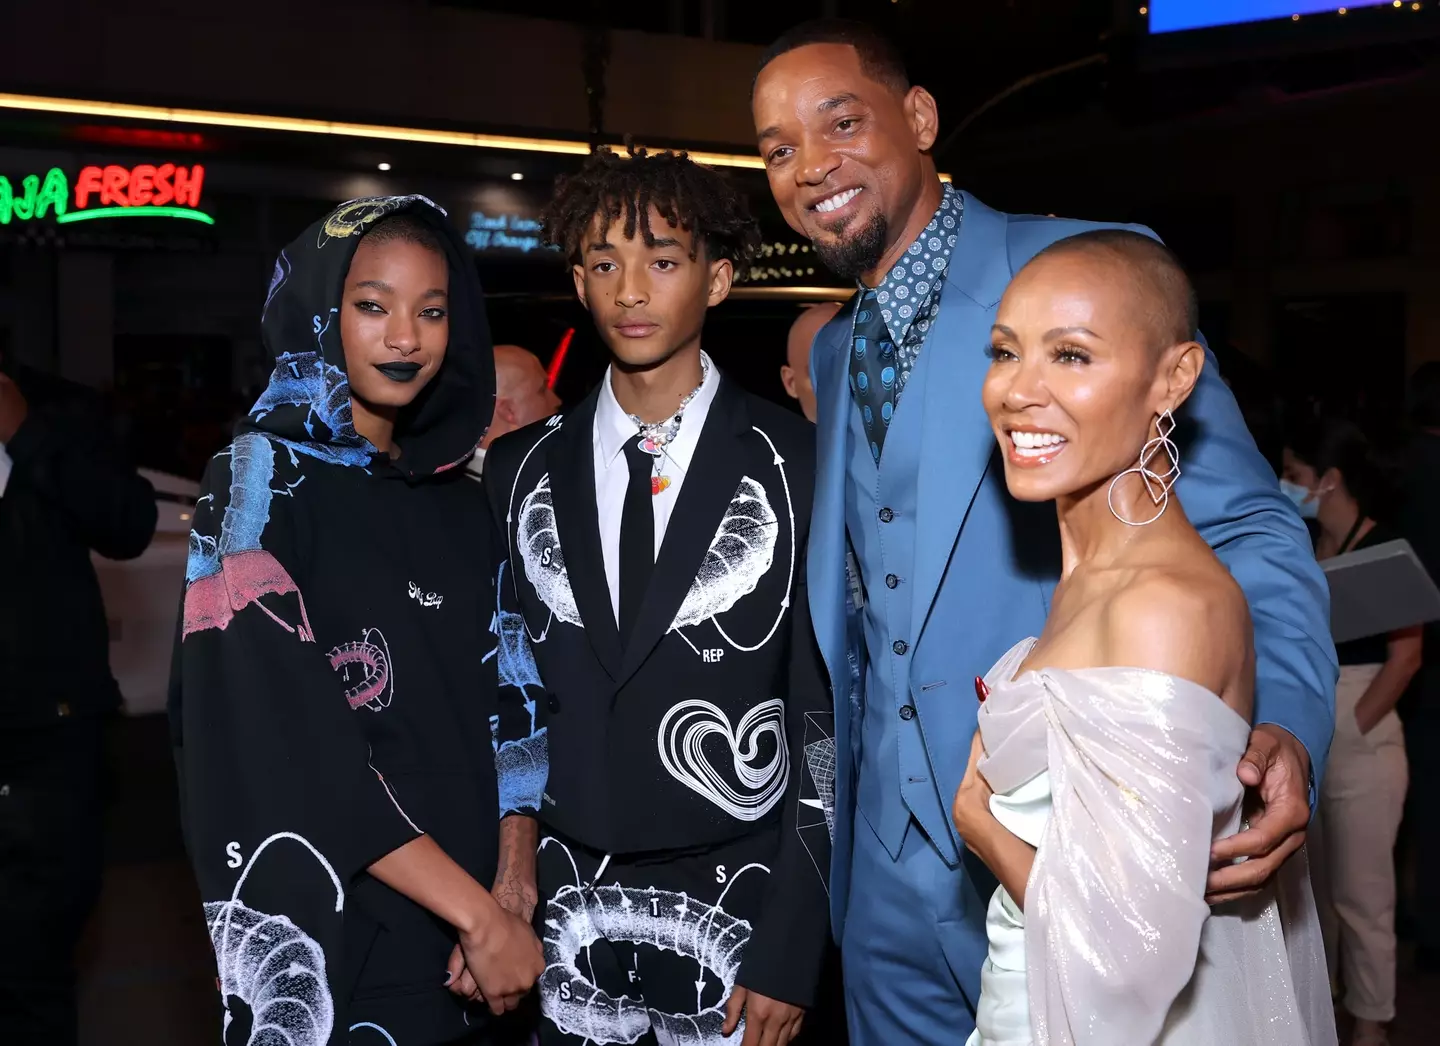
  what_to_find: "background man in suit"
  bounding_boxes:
[751,20,1337,1044]
[467,344,560,479]
[782,302,842,423]
[0,354,157,1043]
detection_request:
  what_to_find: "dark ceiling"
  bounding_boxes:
[436,0,1440,164]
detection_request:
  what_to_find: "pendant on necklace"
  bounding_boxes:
[651,475,672,495]
[639,436,664,457]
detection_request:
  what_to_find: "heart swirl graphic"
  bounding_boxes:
[657,699,788,821]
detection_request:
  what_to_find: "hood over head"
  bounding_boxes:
[243,194,495,479]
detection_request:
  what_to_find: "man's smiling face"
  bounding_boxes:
[752,42,937,281]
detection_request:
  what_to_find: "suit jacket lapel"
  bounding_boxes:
[615,376,749,689]
[910,192,1017,641]
[546,389,622,679]
[807,295,858,693]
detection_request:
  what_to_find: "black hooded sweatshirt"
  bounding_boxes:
[169,196,504,1046]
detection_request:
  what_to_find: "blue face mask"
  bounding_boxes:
[1279,478,1320,519]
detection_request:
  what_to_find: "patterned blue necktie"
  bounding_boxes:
[849,288,898,463]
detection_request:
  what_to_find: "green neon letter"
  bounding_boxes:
[36,168,68,219]
[0,176,11,225]
[9,175,38,221]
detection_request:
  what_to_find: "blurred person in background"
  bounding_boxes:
[467,344,560,479]
[0,352,157,1044]
[1284,416,1418,1046]
[780,301,841,423]
[1398,362,1440,971]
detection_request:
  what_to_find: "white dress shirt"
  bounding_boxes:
[464,446,486,481]
[593,352,719,623]
[0,442,12,499]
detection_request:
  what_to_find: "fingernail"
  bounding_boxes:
[445,970,455,985]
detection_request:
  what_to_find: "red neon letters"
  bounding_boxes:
[73,164,205,210]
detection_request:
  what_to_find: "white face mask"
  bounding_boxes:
[1279,478,1329,519]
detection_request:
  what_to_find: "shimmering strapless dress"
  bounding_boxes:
[965,639,1336,1046]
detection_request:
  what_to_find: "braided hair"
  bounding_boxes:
[542,145,760,273]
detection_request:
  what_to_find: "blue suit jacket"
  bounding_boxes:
[809,191,1338,940]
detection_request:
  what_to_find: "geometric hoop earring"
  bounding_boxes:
[1107,409,1181,527]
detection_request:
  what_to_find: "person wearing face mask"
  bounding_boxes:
[1282,417,1419,1046]
[170,197,544,1046]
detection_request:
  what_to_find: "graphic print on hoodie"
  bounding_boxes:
[169,195,520,1046]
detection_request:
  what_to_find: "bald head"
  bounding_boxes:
[484,344,560,448]
[1028,229,1197,350]
[782,301,842,423]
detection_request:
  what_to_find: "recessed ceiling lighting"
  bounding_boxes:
[510,172,524,181]
[377,162,391,171]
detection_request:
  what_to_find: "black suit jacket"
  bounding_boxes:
[483,372,832,1006]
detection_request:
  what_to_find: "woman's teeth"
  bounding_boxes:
[1010,431,1067,458]
[814,188,861,213]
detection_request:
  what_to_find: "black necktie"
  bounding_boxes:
[618,437,655,643]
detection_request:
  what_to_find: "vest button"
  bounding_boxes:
[547,694,560,714]
[892,639,908,655]
[885,574,899,589]
[899,704,916,721]
[878,507,894,523]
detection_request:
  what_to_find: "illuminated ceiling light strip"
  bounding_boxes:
[57,206,215,225]
[0,92,955,180]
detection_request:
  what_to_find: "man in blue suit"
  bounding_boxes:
[751,20,1338,1044]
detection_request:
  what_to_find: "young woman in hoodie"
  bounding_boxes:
[170,195,543,1046]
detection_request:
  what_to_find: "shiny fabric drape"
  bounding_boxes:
[973,639,1335,1046]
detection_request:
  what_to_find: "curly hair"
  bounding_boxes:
[542,145,760,272]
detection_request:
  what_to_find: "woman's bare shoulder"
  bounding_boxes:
[1098,556,1252,702]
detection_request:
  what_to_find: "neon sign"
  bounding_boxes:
[466,210,545,253]
[0,163,212,226]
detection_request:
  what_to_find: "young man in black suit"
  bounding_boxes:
[482,147,832,1046]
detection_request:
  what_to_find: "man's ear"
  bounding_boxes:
[780,364,798,400]
[906,86,940,153]
[571,264,587,309]
[707,257,735,308]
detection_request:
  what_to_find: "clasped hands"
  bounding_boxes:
[445,866,542,1016]
[953,721,1314,904]
[445,865,805,1045]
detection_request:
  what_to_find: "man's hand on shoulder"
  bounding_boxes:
[1206,723,1311,904]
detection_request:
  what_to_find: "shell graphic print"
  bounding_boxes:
[248,345,371,469]
[183,432,315,643]
[316,194,445,248]
[671,476,778,630]
[540,837,760,1045]
[671,426,796,653]
[517,473,582,627]
[487,560,549,816]
[204,832,343,1046]
[328,628,394,711]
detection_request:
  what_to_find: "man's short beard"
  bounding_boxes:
[812,213,889,281]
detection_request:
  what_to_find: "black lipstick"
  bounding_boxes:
[375,361,422,383]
